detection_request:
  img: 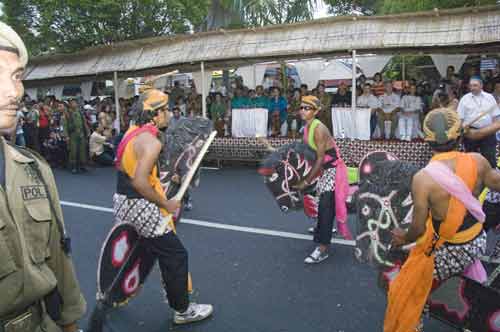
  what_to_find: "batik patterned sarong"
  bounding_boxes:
[433,231,487,282]
[316,167,336,195]
[113,193,172,238]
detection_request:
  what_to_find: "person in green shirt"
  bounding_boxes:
[231,88,247,109]
[210,93,227,120]
[210,93,227,137]
[63,99,89,173]
[253,85,269,109]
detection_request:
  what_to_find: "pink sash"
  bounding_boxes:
[115,124,159,169]
[423,161,485,223]
[423,161,487,283]
[303,125,351,240]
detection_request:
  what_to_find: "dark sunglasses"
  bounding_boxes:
[300,105,314,111]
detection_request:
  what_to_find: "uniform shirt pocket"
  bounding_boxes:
[23,199,52,264]
[0,218,17,279]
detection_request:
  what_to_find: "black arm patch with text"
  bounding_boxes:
[21,185,48,201]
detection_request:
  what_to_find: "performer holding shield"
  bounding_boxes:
[385,108,500,332]
[113,88,213,324]
[294,96,350,264]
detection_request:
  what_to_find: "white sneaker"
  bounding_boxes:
[304,247,329,264]
[174,303,213,325]
[307,227,337,234]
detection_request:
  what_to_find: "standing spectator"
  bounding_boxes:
[458,77,500,168]
[317,83,333,133]
[63,99,89,173]
[89,123,115,166]
[98,103,113,138]
[22,102,39,150]
[377,81,401,139]
[210,93,226,137]
[38,104,51,154]
[14,109,25,146]
[371,72,385,96]
[169,81,184,109]
[493,80,500,104]
[357,83,381,137]
[399,84,423,141]
[268,87,288,137]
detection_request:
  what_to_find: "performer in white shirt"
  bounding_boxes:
[357,83,381,138]
[458,77,500,167]
[399,84,423,141]
[377,81,401,139]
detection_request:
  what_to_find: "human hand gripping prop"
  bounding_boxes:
[87,131,216,332]
[354,150,500,331]
[257,136,354,240]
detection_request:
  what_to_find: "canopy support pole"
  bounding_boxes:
[201,61,207,118]
[402,55,406,81]
[114,71,120,131]
[351,50,357,112]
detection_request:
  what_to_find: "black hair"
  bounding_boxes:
[133,94,160,126]
[428,140,458,153]
[92,122,99,131]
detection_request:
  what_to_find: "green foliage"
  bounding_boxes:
[325,0,497,15]
[324,0,380,15]
[379,0,496,14]
[204,0,318,30]
[2,0,208,55]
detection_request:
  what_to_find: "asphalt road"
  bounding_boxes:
[55,165,453,332]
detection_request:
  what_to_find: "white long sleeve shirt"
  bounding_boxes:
[401,95,423,113]
[357,94,381,109]
[457,91,500,128]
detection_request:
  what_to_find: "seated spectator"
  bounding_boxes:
[357,83,381,137]
[268,87,288,137]
[317,83,332,133]
[169,107,185,128]
[399,83,423,141]
[377,81,401,139]
[371,72,385,97]
[176,96,187,116]
[254,85,269,109]
[44,129,67,168]
[287,88,302,138]
[332,82,351,106]
[300,84,309,96]
[89,123,115,166]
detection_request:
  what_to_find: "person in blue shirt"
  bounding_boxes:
[268,87,288,136]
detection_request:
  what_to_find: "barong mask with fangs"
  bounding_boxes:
[355,154,420,268]
[258,142,319,215]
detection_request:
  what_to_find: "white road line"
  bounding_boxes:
[60,200,356,247]
[200,166,219,170]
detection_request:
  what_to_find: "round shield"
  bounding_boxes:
[355,151,419,268]
[97,223,156,307]
[358,150,398,182]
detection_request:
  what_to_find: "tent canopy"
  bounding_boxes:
[24,5,500,86]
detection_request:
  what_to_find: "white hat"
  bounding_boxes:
[0,21,28,67]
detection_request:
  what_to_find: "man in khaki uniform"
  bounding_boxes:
[0,22,86,332]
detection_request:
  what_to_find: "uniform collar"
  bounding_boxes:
[1,137,35,163]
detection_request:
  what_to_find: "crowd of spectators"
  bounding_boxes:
[15,62,500,173]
